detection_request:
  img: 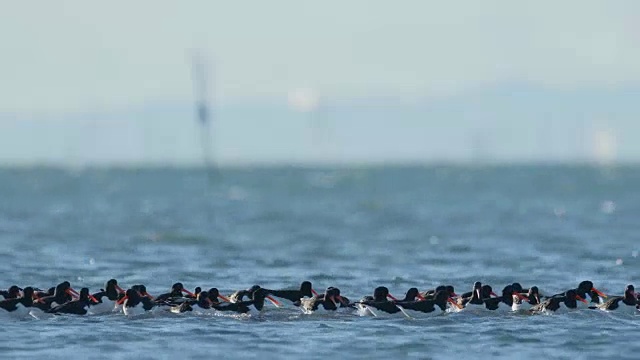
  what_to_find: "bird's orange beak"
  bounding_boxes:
[448,297,463,309]
[576,295,588,304]
[266,295,282,307]
[513,292,529,301]
[592,287,607,299]
[66,288,80,298]
[387,293,398,301]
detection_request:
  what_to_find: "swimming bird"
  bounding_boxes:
[399,288,426,302]
[91,279,126,314]
[213,287,271,315]
[131,285,153,299]
[422,285,457,300]
[34,287,54,300]
[531,289,588,314]
[265,281,318,306]
[483,285,528,312]
[457,282,496,310]
[355,286,403,317]
[228,285,282,307]
[173,291,214,313]
[32,281,79,311]
[48,288,99,315]
[0,287,35,318]
[185,287,202,300]
[300,287,347,314]
[205,288,230,304]
[122,288,156,317]
[0,285,22,301]
[596,285,638,314]
[551,281,607,308]
[397,290,456,317]
[154,283,195,304]
[512,286,541,311]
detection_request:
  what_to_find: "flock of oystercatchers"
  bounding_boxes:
[1,279,638,319]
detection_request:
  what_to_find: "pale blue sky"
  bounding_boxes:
[1,1,639,164]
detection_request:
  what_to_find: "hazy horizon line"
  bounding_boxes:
[0,158,632,171]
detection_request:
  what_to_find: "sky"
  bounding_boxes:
[1,1,640,165]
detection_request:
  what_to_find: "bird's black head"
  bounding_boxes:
[528,286,540,304]
[8,285,21,297]
[300,281,314,297]
[132,284,149,297]
[194,287,201,295]
[56,282,70,292]
[79,288,90,300]
[624,284,636,300]
[445,285,456,296]
[125,288,141,301]
[172,283,184,291]
[197,291,211,307]
[361,295,374,302]
[22,287,34,298]
[250,288,270,310]
[207,288,220,298]
[434,290,450,308]
[55,281,77,299]
[253,287,269,298]
[481,285,493,298]
[501,285,514,305]
[434,285,446,293]
[473,281,482,289]
[511,283,523,293]
[577,281,594,293]
[373,286,390,301]
[405,288,420,301]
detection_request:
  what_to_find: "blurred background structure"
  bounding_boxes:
[1,1,639,167]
